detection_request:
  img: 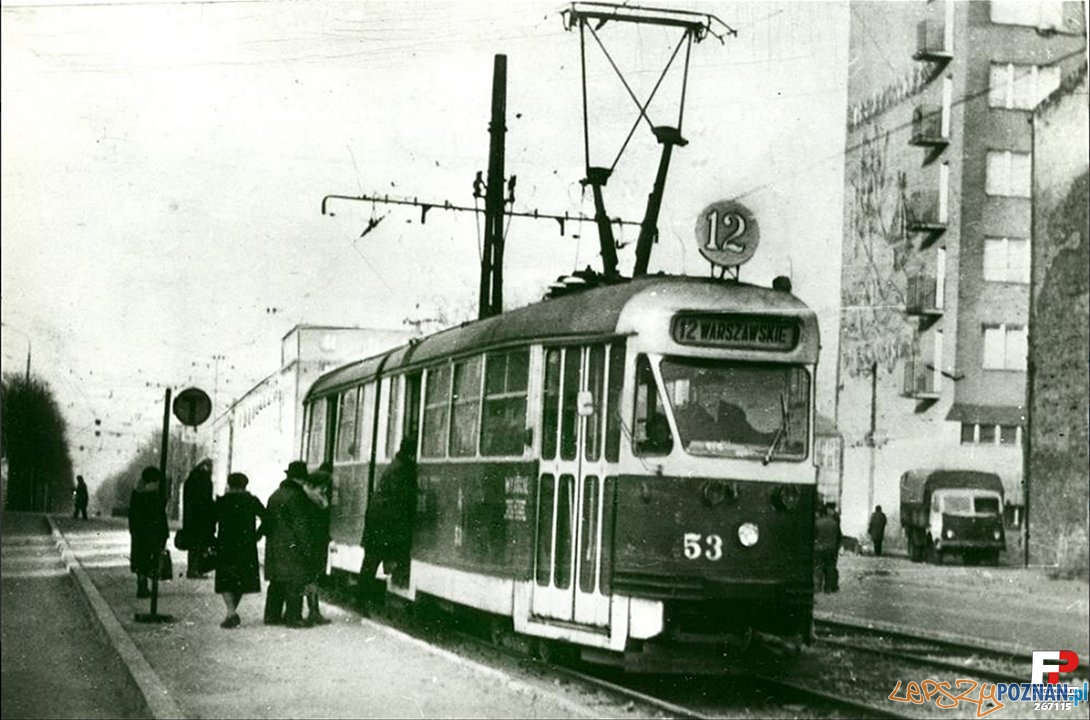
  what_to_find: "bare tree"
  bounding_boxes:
[1,374,74,512]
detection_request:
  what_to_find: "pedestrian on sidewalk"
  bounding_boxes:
[302,468,333,626]
[129,467,169,598]
[868,505,888,557]
[213,472,266,629]
[73,475,89,520]
[358,436,417,614]
[814,503,841,593]
[181,459,216,579]
[263,461,313,628]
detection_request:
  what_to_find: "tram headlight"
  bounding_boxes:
[993,529,1001,541]
[738,522,759,548]
[945,528,955,539]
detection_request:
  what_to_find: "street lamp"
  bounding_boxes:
[1,322,31,380]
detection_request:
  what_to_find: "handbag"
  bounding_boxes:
[157,548,174,581]
[198,545,218,574]
[173,528,190,551]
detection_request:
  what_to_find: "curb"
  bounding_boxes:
[47,516,186,720]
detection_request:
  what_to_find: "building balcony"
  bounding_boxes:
[910,105,948,148]
[905,190,946,233]
[903,357,940,400]
[905,275,943,317]
[914,20,952,62]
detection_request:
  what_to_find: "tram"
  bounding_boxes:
[302,273,820,672]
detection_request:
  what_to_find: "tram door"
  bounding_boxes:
[533,344,611,627]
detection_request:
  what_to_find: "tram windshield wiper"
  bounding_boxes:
[762,393,789,466]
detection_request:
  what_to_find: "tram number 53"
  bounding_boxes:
[683,532,723,561]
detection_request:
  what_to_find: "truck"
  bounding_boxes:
[900,470,1005,565]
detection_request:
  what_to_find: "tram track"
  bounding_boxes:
[814,616,1088,687]
[323,583,919,718]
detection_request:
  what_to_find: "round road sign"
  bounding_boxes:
[695,200,760,267]
[173,387,212,427]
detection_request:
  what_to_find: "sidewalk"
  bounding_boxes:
[48,515,605,720]
[1,512,150,719]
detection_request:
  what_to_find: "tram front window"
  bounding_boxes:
[660,359,810,461]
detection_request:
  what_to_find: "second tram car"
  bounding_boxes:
[303,274,819,671]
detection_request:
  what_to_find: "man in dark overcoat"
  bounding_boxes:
[182,459,216,578]
[357,436,417,613]
[868,505,888,557]
[814,503,842,593]
[263,461,313,627]
[73,475,90,520]
[129,467,169,598]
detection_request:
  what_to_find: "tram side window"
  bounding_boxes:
[306,400,326,466]
[585,346,605,462]
[542,349,562,460]
[421,366,452,458]
[634,355,673,456]
[481,349,530,456]
[335,388,360,462]
[358,383,375,460]
[385,376,401,460]
[605,341,625,462]
[560,349,580,460]
[449,357,483,457]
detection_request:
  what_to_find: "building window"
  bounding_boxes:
[982,324,1028,370]
[979,424,997,444]
[989,63,1062,110]
[985,151,1031,197]
[963,423,1021,445]
[999,425,1019,445]
[983,237,1031,283]
[960,423,976,444]
[990,1,1064,29]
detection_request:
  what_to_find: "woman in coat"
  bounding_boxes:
[182,459,216,578]
[213,472,266,629]
[129,467,169,598]
[302,469,332,626]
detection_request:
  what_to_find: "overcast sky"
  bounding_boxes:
[1,0,849,487]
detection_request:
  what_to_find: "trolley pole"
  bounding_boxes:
[480,54,508,319]
[866,361,878,521]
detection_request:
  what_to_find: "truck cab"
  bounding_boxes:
[928,488,1005,565]
[901,470,1005,565]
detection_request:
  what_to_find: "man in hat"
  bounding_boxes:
[263,460,313,627]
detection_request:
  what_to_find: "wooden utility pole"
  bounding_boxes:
[480,54,508,319]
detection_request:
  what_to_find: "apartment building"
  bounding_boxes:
[837,0,1086,543]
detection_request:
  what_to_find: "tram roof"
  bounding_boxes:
[307,275,817,399]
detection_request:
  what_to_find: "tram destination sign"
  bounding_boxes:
[671,313,799,351]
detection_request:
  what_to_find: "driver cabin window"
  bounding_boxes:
[634,355,673,455]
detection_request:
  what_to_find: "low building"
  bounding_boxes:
[211,325,414,502]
